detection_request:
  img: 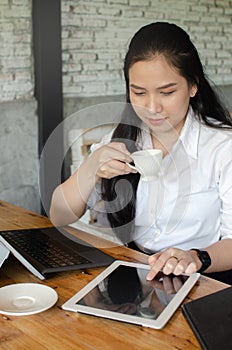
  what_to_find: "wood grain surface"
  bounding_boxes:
[0,201,228,350]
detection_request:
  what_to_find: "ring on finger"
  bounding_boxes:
[170,256,179,262]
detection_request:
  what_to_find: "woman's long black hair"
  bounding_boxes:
[101,22,232,244]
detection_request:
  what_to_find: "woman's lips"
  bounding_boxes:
[148,117,166,126]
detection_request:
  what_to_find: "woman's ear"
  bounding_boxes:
[190,84,198,98]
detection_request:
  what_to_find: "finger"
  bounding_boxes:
[109,158,138,174]
[98,159,136,178]
[146,254,168,280]
[172,259,186,276]
[147,248,184,281]
[124,162,138,174]
[146,269,159,281]
[146,254,161,281]
[115,160,137,174]
[173,257,198,276]
[108,142,131,154]
[107,142,132,160]
[185,261,198,275]
[163,256,180,275]
[95,143,133,166]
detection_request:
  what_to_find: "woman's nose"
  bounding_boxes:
[146,96,162,114]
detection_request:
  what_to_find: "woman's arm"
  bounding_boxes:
[195,239,232,273]
[49,142,135,226]
[146,239,232,280]
[49,156,98,226]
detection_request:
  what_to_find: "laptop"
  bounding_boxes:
[0,226,115,280]
[0,242,10,268]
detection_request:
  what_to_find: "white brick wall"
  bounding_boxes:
[61,0,232,97]
[0,0,231,101]
[0,0,33,102]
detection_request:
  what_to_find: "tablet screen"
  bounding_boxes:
[76,265,189,320]
[62,261,200,329]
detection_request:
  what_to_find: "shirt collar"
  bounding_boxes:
[179,107,201,159]
[137,106,201,159]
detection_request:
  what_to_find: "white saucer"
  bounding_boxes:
[0,283,58,316]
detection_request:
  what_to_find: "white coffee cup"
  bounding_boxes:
[128,149,163,181]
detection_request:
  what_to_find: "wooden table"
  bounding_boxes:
[0,201,229,350]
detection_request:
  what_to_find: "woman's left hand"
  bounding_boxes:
[146,247,201,281]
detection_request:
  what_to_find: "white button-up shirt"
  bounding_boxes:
[90,107,232,253]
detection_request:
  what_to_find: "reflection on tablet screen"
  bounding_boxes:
[76,265,189,320]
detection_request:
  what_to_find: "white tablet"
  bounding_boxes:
[62,260,200,329]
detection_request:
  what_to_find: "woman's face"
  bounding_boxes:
[128,55,197,136]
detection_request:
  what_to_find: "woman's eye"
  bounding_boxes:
[133,91,145,96]
[161,91,174,96]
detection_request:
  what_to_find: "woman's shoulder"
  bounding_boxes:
[201,120,232,142]
[194,107,229,133]
[183,110,232,156]
[199,121,232,162]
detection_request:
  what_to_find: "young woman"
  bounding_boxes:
[50,22,232,283]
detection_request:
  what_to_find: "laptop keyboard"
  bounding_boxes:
[1,229,91,268]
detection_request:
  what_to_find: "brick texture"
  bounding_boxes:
[0,0,33,101]
[61,0,232,97]
[0,0,232,101]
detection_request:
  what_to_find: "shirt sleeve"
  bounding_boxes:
[218,144,232,240]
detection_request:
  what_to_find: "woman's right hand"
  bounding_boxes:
[89,142,137,180]
[49,142,136,227]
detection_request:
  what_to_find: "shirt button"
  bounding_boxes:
[153,230,161,241]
